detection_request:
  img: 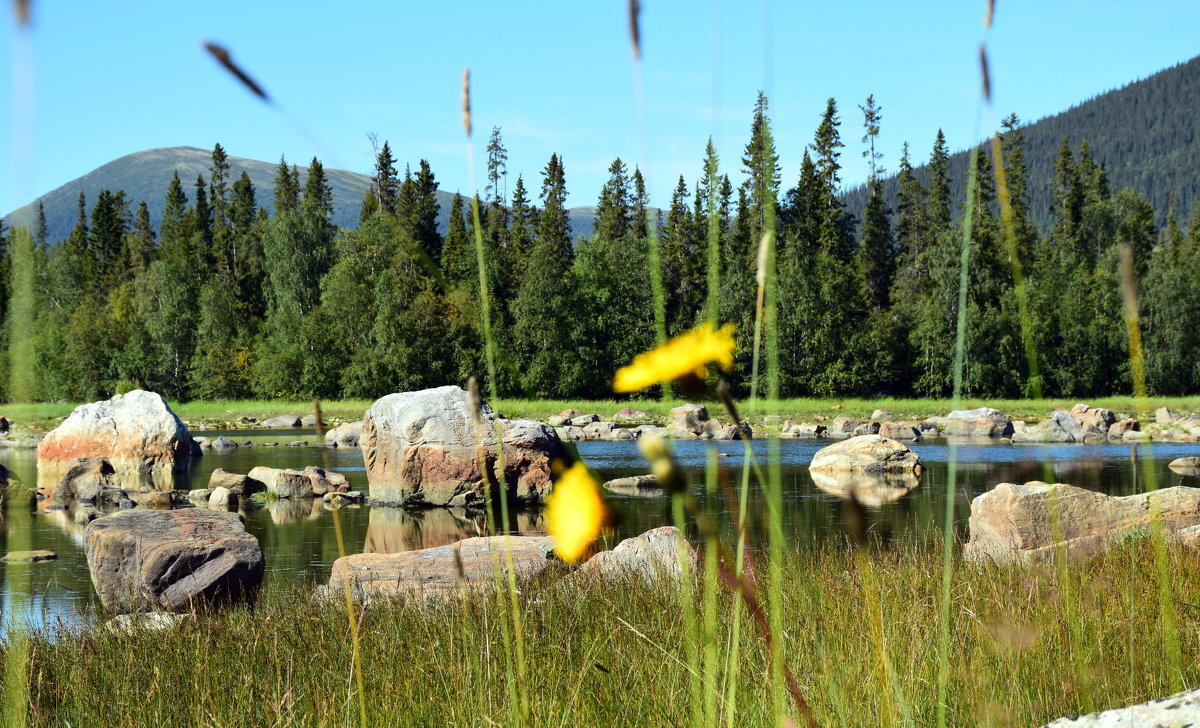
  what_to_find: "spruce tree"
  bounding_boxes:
[373,142,399,215]
[928,129,951,233]
[741,91,781,246]
[273,155,300,214]
[594,158,631,243]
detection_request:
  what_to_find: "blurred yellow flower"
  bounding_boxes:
[546,461,612,564]
[613,321,735,393]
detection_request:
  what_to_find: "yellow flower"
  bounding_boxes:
[613,321,735,393]
[546,461,612,564]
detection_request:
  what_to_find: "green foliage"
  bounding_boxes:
[3,109,1195,405]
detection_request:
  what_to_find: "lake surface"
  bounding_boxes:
[3,429,1199,631]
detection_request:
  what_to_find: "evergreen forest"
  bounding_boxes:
[3,93,1199,404]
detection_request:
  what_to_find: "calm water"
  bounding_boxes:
[2,429,1199,630]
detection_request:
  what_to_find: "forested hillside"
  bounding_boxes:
[2,72,1199,404]
[842,55,1200,233]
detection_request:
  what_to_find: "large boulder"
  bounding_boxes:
[964,482,1200,563]
[360,386,567,508]
[37,391,194,490]
[327,535,557,599]
[808,435,923,474]
[570,527,695,583]
[324,421,363,448]
[1039,686,1200,727]
[85,509,264,613]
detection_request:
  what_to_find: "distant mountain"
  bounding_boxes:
[841,55,1200,234]
[2,146,599,243]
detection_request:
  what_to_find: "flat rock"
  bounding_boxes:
[262,414,302,428]
[602,474,665,496]
[1040,686,1200,727]
[612,408,650,421]
[37,390,194,490]
[2,550,58,563]
[104,612,192,635]
[934,407,1015,438]
[361,386,566,508]
[570,527,695,584]
[1169,456,1200,473]
[782,422,827,439]
[327,535,557,599]
[712,422,753,440]
[809,435,923,474]
[85,508,264,613]
[964,482,1200,563]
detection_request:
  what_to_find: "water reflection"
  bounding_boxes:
[364,507,546,553]
[808,470,920,507]
[266,498,324,524]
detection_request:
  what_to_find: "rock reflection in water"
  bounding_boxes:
[266,498,325,524]
[809,470,921,507]
[364,507,547,554]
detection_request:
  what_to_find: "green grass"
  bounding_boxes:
[4,395,1199,431]
[18,539,1198,727]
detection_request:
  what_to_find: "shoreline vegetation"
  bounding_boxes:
[20,538,1200,726]
[3,395,1200,430]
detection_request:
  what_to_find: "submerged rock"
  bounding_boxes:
[964,482,1200,564]
[85,508,264,613]
[809,435,923,474]
[37,390,194,491]
[2,550,58,563]
[361,386,566,508]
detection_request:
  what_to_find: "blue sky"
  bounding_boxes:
[2,1,1198,216]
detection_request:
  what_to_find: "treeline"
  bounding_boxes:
[2,93,1199,403]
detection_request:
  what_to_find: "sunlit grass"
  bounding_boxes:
[17,539,1200,727]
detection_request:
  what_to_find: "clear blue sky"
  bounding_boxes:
[2,1,1198,216]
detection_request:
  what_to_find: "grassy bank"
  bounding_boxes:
[19,538,1198,727]
[5,395,1200,429]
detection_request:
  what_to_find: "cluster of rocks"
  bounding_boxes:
[550,403,752,443]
